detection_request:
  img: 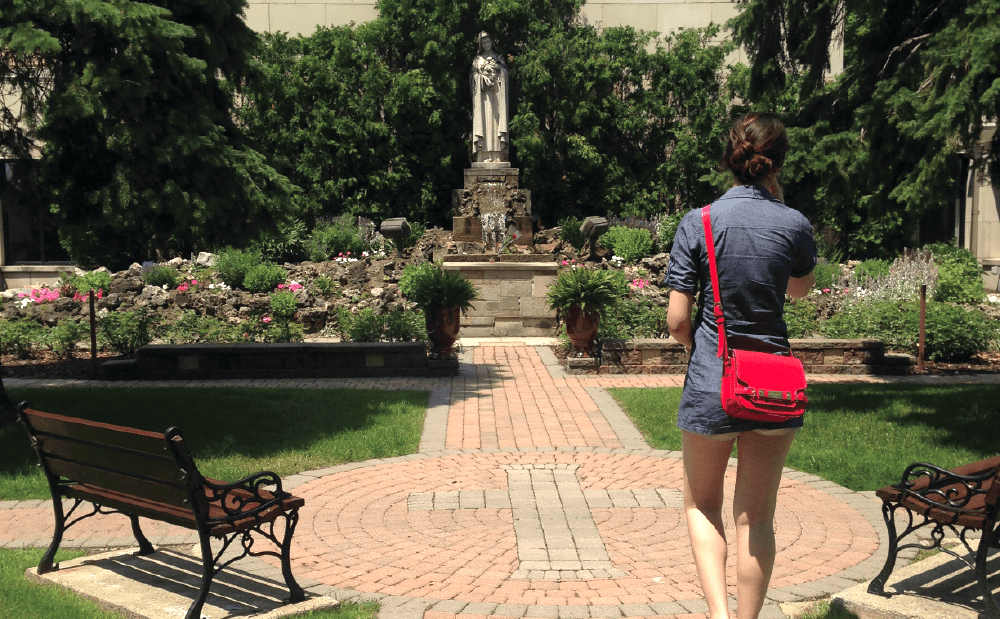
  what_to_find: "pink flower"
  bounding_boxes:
[177,284,189,292]
[17,293,25,298]
[262,316,272,323]
[822,288,831,293]
[278,284,285,289]
[96,290,103,299]
[290,283,303,291]
[561,260,568,266]
[191,280,198,285]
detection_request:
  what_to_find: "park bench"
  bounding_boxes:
[868,455,1000,618]
[17,403,306,619]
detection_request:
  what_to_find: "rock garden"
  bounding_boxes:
[1,216,998,379]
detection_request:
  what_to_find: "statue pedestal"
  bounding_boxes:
[452,165,533,246]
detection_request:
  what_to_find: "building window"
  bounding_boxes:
[0,160,72,264]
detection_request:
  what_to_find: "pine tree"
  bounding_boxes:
[1,0,295,269]
[730,0,1000,257]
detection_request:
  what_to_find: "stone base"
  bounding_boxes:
[453,215,533,246]
[2,264,78,291]
[443,261,558,337]
[465,166,521,189]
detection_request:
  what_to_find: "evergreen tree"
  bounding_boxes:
[731,0,1000,257]
[1,0,295,270]
[240,0,742,228]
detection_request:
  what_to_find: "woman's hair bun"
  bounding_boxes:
[722,114,788,185]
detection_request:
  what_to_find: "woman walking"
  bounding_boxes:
[664,113,816,619]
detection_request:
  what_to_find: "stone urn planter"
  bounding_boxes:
[547,267,626,358]
[426,306,462,358]
[399,262,478,358]
[564,305,599,357]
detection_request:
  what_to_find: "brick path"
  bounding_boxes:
[4,342,998,619]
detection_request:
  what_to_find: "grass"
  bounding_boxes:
[608,384,1000,491]
[1,387,428,500]
[0,547,380,619]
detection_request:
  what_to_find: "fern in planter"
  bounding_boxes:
[398,262,478,314]
[546,268,629,320]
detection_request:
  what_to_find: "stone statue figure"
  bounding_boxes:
[470,31,509,163]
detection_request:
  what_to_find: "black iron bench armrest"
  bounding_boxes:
[201,471,293,523]
[895,461,998,513]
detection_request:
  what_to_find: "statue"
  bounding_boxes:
[470,31,509,163]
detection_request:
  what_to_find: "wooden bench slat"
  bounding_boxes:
[23,409,168,455]
[47,459,189,509]
[37,435,183,486]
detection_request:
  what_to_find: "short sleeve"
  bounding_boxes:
[663,210,702,293]
[790,215,817,278]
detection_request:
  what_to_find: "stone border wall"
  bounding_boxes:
[444,261,558,337]
[567,338,913,375]
[100,342,457,380]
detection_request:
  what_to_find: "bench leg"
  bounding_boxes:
[977,520,999,619]
[129,515,155,555]
[38,494,66,574]
[280,510,305,603]
[868,502,900,597]
[186,534,214,619]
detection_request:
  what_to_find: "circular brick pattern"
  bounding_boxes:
[291,451,879,605]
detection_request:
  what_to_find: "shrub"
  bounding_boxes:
[59,270,113,296]
[820,300,916,352]
[923,302,999,361]
[384,308,426,342]
[784,297,819,338]
[253,218,309,263]
[852,248,938,303]
[269,290,298,320]
[264,318,304,343]
[657,211,685,252]
[243,263,287,293]
[925,242,985,304]
[312,274,338,296]
[598,226,654,263]
[47,319,90,359]
[142,265,181,288]
[558,217,586,252]
[852,259,890,283]
[598,296,668,339]
[98,309,160,356]
[214,248,262,289]
[307,215,365,262]
[813,261,842,291]
[819,299,998,361]
[403,222,426,248]
[164,311,241,343]
[0,318,43,358]
[335,308,385,342]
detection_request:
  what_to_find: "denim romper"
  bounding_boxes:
[663,185,816,435]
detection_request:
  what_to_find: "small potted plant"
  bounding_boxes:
[547,267,627,357]
[399,262,478,358]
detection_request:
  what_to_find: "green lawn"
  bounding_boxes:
[1,387,428,500]
[609,383,1000,492]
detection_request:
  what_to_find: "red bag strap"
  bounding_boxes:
[701,205,729,359]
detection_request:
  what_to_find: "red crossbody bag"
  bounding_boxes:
[701,205,808,423]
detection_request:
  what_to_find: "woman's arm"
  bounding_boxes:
[667,289,696,351]
[786,272,816,298]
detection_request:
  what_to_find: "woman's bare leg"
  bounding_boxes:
[683,431,738,619]
[732,431,796,619]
